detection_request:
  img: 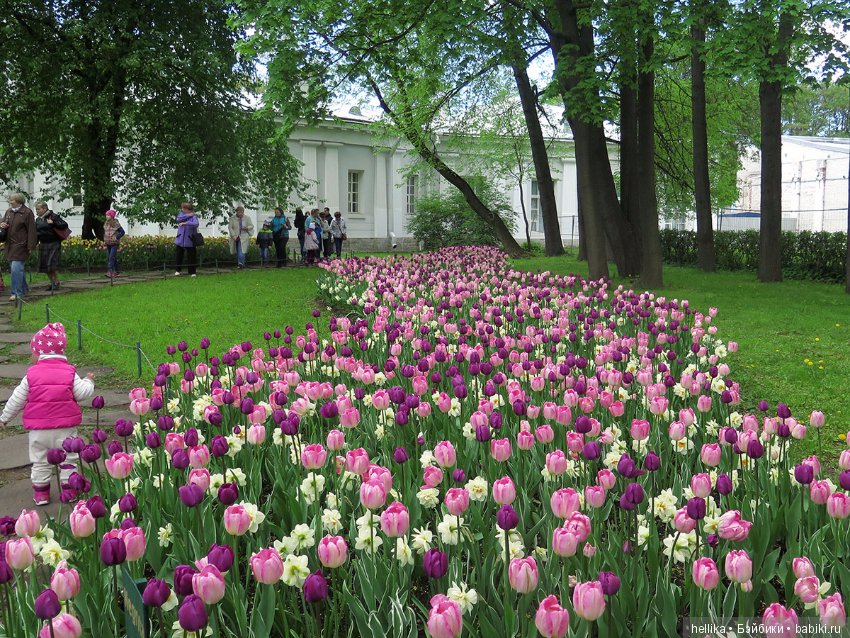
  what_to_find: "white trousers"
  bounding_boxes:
[29,428,78,486]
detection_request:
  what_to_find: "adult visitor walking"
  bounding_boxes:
[319,211,333,260]
[174,202,200,277]
[1,193,37,301]
[294,208,306,261]
[35,201,69,291]
[103,209,125,278]
[271,207,291,267]
[330,211,347,259]
[303,209,320,265]
[228,206,254,269]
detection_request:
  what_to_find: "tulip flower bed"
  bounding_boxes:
[2,245,849,638]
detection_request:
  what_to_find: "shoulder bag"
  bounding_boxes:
[191,231,205,247]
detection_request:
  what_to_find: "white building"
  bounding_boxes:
[14,111,588,250]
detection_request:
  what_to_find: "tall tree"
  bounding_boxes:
[0,0,298,238]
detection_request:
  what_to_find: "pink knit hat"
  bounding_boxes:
[30,322,67,356]
[105,209,116,218]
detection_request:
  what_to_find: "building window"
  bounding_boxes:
[347,171,361,215]
[530,179,540,232]
[406,175,417,216]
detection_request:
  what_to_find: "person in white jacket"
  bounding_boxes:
[228,206,255,268]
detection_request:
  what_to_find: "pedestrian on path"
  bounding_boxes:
[103,209,125,278]
[1,193,37,302]
[0,322,95,506]
[271,207,291,267]
[174,202,199,277]
[330,211,347,258]
[228,206,254,268]
[35,201,69,291]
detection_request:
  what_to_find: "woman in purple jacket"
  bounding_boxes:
[174,202,200,276]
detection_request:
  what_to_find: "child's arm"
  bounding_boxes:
[73,373,96,403]
[0,377,29,426]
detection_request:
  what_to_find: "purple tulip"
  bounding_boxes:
[423,549,448,579]
[171,449,190,470]
[157,415,175,431]
[86,496,107,518]
[142,579,171,607]
[178,484,204,508]
[173,565,197,597]
[0,517,17,536]
[100,537,127,566]
[794,463,814,485]
[146,432,161,449]
[178,595,208,632]
[218,483,239,505]
[758,400,769,412]
[496,504,519,530]
[746,439,764,459]
[303,571,329,603]
[644,451,661,472]
[184,428,199,447]
[46,448,66,465]
[599,571,621,596]
[107,440,123,456]
[92,428,108,444]
[118,493,138,513]
[686,497,706,521]
[706,533,719,548]
[120,517,137,531]
[581,441,601,461]
[34,588,61,619]
[777,403,791,419]
[452,468,466,483]
[114,419,134,437]
[240,398,255,415]
[149,395,164,411]
[392,447,409,464]
[207,544,234,572]
[716,474,733,495]
[62,437,85,454]
[91,395,106,410]
[210,436,229,458]
[0,558,13,584]
[840,471,850,492]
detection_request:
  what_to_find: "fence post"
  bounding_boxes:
[136,342,142,377]
[45,304,50,324]
[215,259,219,275]
[162,262,166,279]
[77,320,82,351]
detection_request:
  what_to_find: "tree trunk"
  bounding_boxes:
[619,83,640,231]
[512,65,564,256]
[636,37,663,287]
[691,8,715,272]
[572,127,608,279]
[577,186,586,260]
[757,11,793,283]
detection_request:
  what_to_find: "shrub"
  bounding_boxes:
[407,183,516,250]
[660,229,847,283]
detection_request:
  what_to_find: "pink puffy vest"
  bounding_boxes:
[22,359,82,430]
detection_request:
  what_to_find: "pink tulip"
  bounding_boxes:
[359,479,387,510]
[690,473,712,499]
[346,448,370,475]
[380,501,410,537]
[679,408,696,426]
[193,564,226,604]
[810,480,832,505]
[584,485,606,509]
[492,476,516,505]
[443,488,470,517]
[50,561,81,601]
[839,450,850,471]
[724,550,752,583]
[673,508,697,534]
[791,421,807,440]
[564,512,592,542]
[417,402,432,418]
[164,432,185,456]
[188,468,211,492]
[810,411,825,428]
[802,455,821,477]
[105,452,134,479]
[187,445,210,468]
[246,425,266,445]
[692,557,719,590]
[372,390,390,410]
[301,444,327,470]
[555,406,571,426]
[545,450,569,476]
[423,465,444,488]
[426,595,463,638]
[340,407,360,428]
[700,443,721,467]
[535,595,570,638]
[366,465,393,494]
[565,432,584,455]
[317,536,348,568]
[120,527,146,561]
[717,511,752,541]
[535,425,554,444]
[508,556,539,593]
[550,488,580,519]
[250,548,284,584]
[434,441,457,468]
[69,502,96,538]
[597,469,616,490]
[326,429,345,451]
[668,421,686,441]
[129,398,150,416]
[794,576,820,604]
[818,593,846,627]
[649,396,669,416]
[517,430,535,451]
[490,438,511,462]
[630,419,650,440]
[572,581,605,621]
[223,505,252,536]
[38,613,82,638]
[792,557,816,579]
[551,528,578,557]
[5,537,34,570]
[827,493,850,519]
[762,603,798,637]
[15,509,40,537]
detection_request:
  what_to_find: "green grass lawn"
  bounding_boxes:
[15,268,325,386]
[11,251,848,459]
[513,252,850,459]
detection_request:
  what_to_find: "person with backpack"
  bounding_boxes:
[103,209,125,278]
[174,202,200,277]
[34,201,70,291]
[256,221,274,267]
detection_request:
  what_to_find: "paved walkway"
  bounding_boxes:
[0,267,222,517]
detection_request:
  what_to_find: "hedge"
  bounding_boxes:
[660,229,847,283]
[0,235,287,272]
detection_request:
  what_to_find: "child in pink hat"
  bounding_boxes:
[0,323,95,505]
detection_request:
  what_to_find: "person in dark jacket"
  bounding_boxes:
[256,221,274,267]
[174,202,200,277]
[1,193,37,301]
[271,207,291,267]
[35,202,69,291]
[294,208,306,260]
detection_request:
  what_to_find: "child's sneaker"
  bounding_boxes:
[32,484,50,506]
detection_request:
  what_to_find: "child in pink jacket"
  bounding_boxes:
[0,323,95,505]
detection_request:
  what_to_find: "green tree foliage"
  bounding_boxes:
[783,83,850,136]
[0,0,300,237]
[406,181,516,250]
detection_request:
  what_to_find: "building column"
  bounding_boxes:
[301,141,321,205]
[323,142,342,213]
[374,151,388,239]
[390,151,406,236]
